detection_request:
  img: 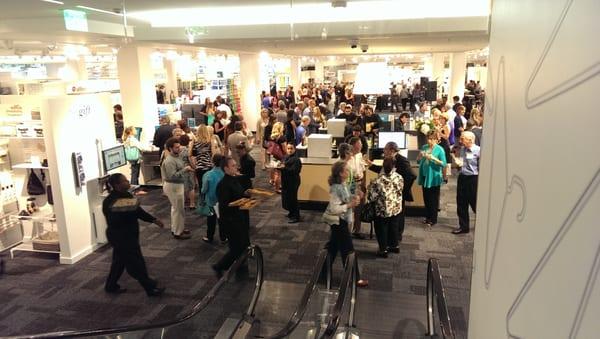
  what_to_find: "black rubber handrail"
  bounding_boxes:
[321,252,358,339]
[264,249,330,338]
[426,258,455,338]
[2,245,264,339]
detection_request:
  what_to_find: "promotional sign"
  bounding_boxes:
[63,9,88,32]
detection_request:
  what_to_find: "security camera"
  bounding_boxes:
[360,44,369,53]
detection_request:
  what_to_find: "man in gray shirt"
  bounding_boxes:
[160,137,194,239]
[452,131,480,234]
[227,121,251,166]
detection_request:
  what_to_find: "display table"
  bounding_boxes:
[140,150,162,186]
[298,157,338,207]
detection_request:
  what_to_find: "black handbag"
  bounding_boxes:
[360,201,376,223]
[26,169,45,195]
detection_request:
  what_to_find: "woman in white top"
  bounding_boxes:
[256,108,270,170]
[122,126,146,186]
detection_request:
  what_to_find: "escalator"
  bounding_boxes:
[3,245,360,339]
[217,249,360,339]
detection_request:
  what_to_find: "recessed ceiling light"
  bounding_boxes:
[41,0,64,4]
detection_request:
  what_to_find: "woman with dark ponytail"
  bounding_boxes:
[102,173,166,296]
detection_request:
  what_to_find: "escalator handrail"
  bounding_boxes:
[3,245,264,339]
[426,258,455,338]
[321,252,357,339]
[265,249,330,338]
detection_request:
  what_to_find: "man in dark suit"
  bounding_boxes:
[152,116,175,153]
[369,141,416,241]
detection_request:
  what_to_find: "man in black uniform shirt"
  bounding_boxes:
[212,156,253,277]
[281,144,302,223]
[152,115,175,153]
[236,142,256,191]
[103,173,166,296]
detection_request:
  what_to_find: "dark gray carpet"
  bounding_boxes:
[0,148,474,339]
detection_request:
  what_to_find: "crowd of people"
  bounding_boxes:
[105,81,483,295]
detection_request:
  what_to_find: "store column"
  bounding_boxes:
[116,44,158,144]
[164,59,178,102]
[290,57,301,92]
[431,53,446,97]
[448,52,467,99]
[314,59,324,84]
[239,53,261,133]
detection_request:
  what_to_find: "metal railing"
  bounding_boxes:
[426,258,455,338]
[321,252,358,339]
[2,245,264,339]
[265,249,331,338]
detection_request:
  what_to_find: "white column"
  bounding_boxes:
[116,44,158,144]
[65,57,88,81]
[448,52,467,99]
[290,56,301,93]
[314,59,324,83]
[164,59,178,101]
[239,53,261,133]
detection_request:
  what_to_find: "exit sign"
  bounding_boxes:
[63,9,88,32]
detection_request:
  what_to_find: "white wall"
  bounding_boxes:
[42,94,115,264]
[239,53,261,133]
[468,0,600,338]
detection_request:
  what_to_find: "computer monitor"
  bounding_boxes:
[378,132,406,149]
[102,145,127,172]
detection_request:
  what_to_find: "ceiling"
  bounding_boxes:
[0,0,491,58]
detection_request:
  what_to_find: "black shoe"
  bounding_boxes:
[220,239,229,245]
[452,228,469,234]
[288,218,299,224]
[173,233,191,240]
[352,233,366,240]
[212,265,223,279]
[105,286,127,294]
[146,287,166,297]
[376,251,388,258]
[202,236,213,244]
[387,247,400,253]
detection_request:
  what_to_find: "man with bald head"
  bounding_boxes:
[453,131,480,234]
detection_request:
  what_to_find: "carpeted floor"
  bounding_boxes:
[0,147,474,338]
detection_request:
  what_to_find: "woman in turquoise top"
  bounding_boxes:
[418,130,447,226]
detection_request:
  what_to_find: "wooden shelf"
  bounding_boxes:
[12,163,48,169]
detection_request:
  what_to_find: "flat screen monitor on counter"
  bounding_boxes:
[102,145,127,172]
[378,132,406,149]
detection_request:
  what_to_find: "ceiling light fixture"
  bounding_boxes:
[41,0,64,4]
[128,0,489,27]
[76,5,122,16]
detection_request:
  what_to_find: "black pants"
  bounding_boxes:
[105,236,155,292]
[214,214,250,271]
[422,186,441,224]
[195,169,210,194]
[401,98,409,111]
[207,213,226,241]
[374,214,399,252]
[325,219,360,277]
[398,199,406,241]
[282,177,300,219]
[390,97,400,112]
[457,174,478,231]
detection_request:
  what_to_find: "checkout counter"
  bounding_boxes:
[297,131,426,215]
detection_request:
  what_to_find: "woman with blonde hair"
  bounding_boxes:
[122,126,146,185]
[312,106,326,133]
[470,107,483,126]
[206,125,223,156]
[192,125,214,195]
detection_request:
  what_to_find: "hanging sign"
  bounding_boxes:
[63,9,88,32]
